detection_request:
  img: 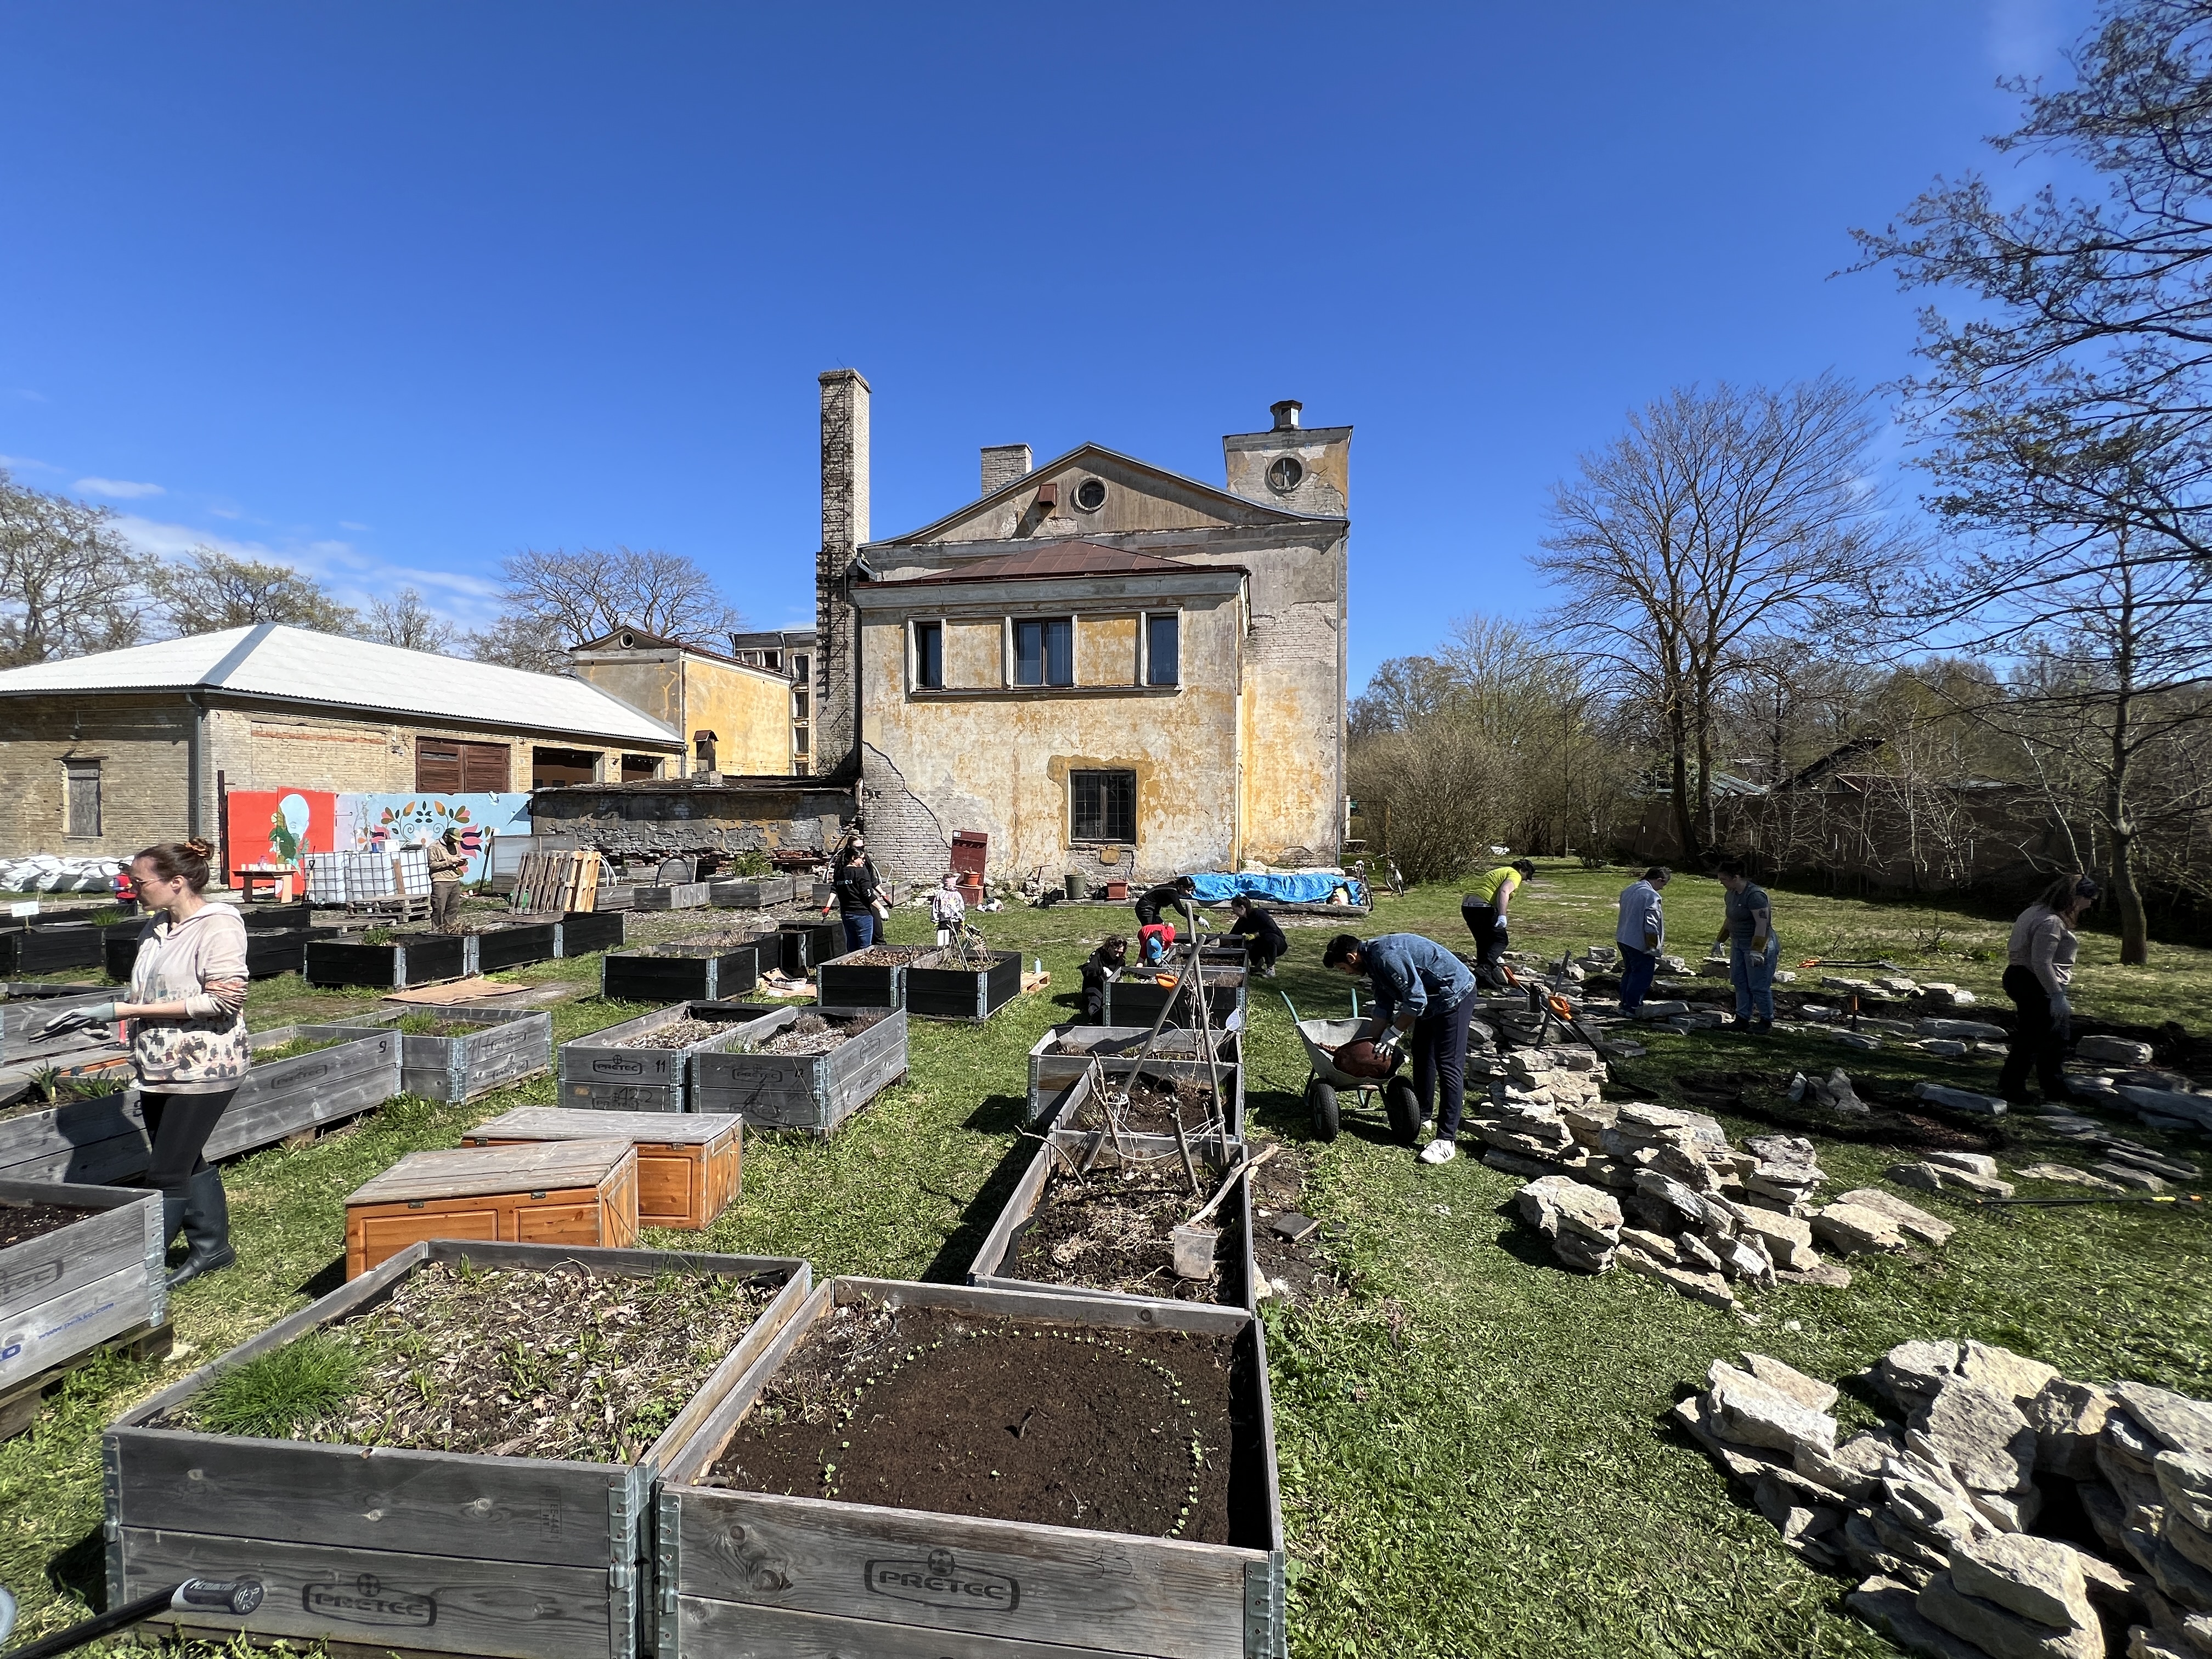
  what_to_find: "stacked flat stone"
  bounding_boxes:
[1514,1174,1622,1272]
[1678,1340,2212,1659]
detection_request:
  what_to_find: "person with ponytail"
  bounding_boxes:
[1997,872,2098,1107]
[43,839,249,1287]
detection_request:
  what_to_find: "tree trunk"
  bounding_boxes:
[1668,690,1700,861]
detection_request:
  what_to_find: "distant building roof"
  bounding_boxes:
[571,625,778,674]
[877,541,1248,586]
[0,624,681,747]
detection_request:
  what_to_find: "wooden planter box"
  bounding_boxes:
[555,910,628,956]
[104,924,314,983]
[1,986,124,1066]
[398,1007,554,1102]
[654,1277,1287,1659]
[707,874,795,909]
[775,919,845,975]
[1025,1024,1243,1129]
[1105,966,1248,1030]
[967,1130,1252,1314]
[603,942,762,1005]
[240,901,315,931]
[813,945,931,1012]
[690,1006,907,1135]
[558,1003,786,1114]
[466,1107,741,1231]
[634,882,710,911]
[106,1239,812,1659]
[472,920,561,973]
[1,1176,166,1395]
[906,949,1023,1022]
[345,1139,641,1277]
[1033,1058,1245,1141]
[304,933,469,989]
[0,923,104,975]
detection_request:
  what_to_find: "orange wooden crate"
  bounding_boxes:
[342,1139,640,1278]
[462,1107,741,1231]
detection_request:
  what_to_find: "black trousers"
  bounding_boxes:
[1411,991,1480,1141]
[142,1089,238,1193]
[1996,965,2068,1102]
[1242,933,1284,971]
[1461,904,1506,988]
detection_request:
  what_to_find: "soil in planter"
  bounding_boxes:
[835,946,926,967]
[1052,1029,1217,1060]
[164,1261,775,1463]
[0,1198,101,1249]
[707,1302,1238,1543]
[617,1015,757,1049]
[252,1034,354,1064]
[755,1010,884,1057]
[1063,1073,1226,1136]
[1006,1151,1235,1304]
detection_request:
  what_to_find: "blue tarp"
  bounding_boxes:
[1185,871,1367,906]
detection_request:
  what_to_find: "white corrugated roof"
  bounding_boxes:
[0,624,681,747]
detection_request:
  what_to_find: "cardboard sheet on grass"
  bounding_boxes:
[381,975,538,1005]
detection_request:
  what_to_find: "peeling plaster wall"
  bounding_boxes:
[528,781,856,860]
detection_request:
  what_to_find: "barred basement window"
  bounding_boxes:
[1070,769,1136,844]
[64,759,100,837]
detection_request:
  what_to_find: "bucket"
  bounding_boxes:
[1065,872,1089,901]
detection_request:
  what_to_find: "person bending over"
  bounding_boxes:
[1081,936,1128,1024]
[1324,930,1477,1166]
[1613,866,1669,1014]
[1460,859,1534,990]
[1227,895,1288,978]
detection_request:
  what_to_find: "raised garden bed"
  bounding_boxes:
[603,941,762,1005]
[555,910,626,956]
[304,932,469,990]
[689,1006,907,1134]
[394,1006,553,1102]
[471,918,560,972]
[106,1239,811,1659]
[1041,1062,1245,1141]
[345,1139,640,1276]
[0,923,104,977]
[104,922,317,983]
[812,944,931,1012]
[775,918,846,975]
[967,1130,1252,1312]
[1,986,124,1067]
[466,1106,741,1231]
[634,882,710,911]
[905,948,1023,1022]
[707,874,795,909]
[1,1176,165,1396]
[1104,965,1247,1031]
[1027,1024,1243,1135]
[558,1002,786,1113]
[656,1277,1285,1659]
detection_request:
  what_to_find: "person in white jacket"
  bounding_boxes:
[1997,872,2097,1105]
[1613,867,1670,1014]
[928,873,967,947]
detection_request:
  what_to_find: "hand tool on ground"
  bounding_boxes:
[1,1579,266,1659]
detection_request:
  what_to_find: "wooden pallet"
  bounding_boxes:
[510,850,605,915]
[1,1318,172,1440]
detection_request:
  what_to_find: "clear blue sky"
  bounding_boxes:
[0,2,2091,687]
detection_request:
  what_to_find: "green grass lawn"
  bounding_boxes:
[1,868,2206,1658]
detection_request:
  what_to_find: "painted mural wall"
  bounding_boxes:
[335,793,533,881]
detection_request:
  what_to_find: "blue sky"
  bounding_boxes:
[1,2,2091,687]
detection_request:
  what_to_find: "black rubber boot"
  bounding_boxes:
[160,1188,186,1256]
[167,1168,235,1289]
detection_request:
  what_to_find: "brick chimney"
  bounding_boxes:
[980,443,1032,495]
[815,369,870,775]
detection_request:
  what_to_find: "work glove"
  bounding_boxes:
[2050,993,2071,1023]
[38,1002,119,1038]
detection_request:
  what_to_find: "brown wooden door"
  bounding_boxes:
[416,739,511,793]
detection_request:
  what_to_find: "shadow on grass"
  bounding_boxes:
[919,1125,1042,1285]
[295,1255,347,1301]
[48,1524,103,1611]
[961,1092,1028,1135]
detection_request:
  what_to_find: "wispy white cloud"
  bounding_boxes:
[76,476,165,500]
[338,520,371,532]
[4,388,46,403]
[0,453,60,473]
[207,505,242,519]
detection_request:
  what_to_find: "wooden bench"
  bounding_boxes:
[343,1140,640,1278]
[465,1107,740,1231]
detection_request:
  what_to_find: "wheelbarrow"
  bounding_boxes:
[1282,991,1424,1144]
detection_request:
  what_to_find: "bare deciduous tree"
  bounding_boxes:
[145,546,358,636]
[0,469,147,665]
[361,588,459,654]
[482,547,742,652]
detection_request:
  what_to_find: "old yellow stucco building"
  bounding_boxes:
[568,628,795,777]
[813,371,1350,888]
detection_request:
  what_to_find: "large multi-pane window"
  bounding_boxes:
[1013,618,1074,686]
[1144,612,1179,686]
[1071,769,1136,843]
[913,620,943,689]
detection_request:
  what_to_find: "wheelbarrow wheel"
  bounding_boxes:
[1306,1078,1340,1142]
[1384,1077,1424,1146]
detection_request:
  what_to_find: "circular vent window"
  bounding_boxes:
[1267,455,1305,494]
[1074,478,1107,512]
[619,631,636,647]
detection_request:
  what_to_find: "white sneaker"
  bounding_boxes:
[1418,1138,1457,1165]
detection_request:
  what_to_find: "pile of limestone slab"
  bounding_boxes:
[1675,1342,2212,1659]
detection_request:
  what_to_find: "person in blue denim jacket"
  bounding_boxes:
[1323,932,1477,1165]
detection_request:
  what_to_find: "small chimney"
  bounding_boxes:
[981,443,1032,495]
[1271,399,1302,432]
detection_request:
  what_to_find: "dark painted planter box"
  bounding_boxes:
[906,949,1023,1022]
[558,1002,787,1113]
[654,1277,1287,1659]
[690,1006,907,1134]
[240,901,315,931]
[397,1007,555,1103]
[0,1176,166,1396]
[106,1239,811,1659]
[603,943,760,1005]
[775,919,846,975]
[555,910,627,956]
[104,924,313,984]
[1025,1023,1243,1131]
[812,945,931,1012]
[1105,965,1248,1030]
[304,933,470,990]
[0,924,104,976]
[471,920,560,973]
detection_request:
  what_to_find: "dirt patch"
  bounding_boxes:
[617,1016,753,1049]
[706,1301,1239,1543]
[1246,1139,1346,1307]
[0,1199,100,1250]
[1062,1074,1226,1136]
[1002,1148,1238,1305]
[1668,1068,2006,1153]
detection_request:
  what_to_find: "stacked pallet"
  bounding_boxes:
[510,849,604,913]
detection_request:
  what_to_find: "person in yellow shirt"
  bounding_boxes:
[1460,858,1534,990]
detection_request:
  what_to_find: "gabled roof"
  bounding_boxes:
[877,541,1248,586]
[877,442,1331,546]
[0,624,681,746]
[571,625,758,670]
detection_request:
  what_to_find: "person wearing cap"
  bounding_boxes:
[1323,931,1477,1165]
[1461,858,1535,990]
[1998,872,2098,1105]
[1614,866,1670,1015]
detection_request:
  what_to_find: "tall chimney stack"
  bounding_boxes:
[816,369,870,775]
[980,443,1032,496]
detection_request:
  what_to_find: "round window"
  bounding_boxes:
[1267,455,1304,494]
[1073,478,1107,512]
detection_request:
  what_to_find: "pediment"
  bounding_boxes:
[881,444,1313,548]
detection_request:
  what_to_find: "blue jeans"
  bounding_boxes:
[1617,945,1659,1012]
[1731,937,1779,1022]
[840,912,877,952]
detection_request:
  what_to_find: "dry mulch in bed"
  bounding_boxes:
[618,1016,754,1049]
[834,946,927,967]
[1005,1148,1237,1304]
[0,1199,100,1250]
[1062,1074,1227,1137]
[707,1302,1240,1543]
[167,1262,775,1463]
[757,1011,874,1056]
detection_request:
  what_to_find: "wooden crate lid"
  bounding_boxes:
[464,1107,742,1147]
[347,1138,635,1205]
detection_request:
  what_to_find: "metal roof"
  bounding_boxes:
[0,624,682,747]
